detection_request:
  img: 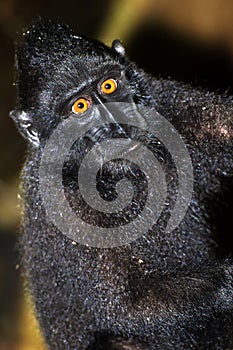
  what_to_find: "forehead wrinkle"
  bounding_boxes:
[49,58,123,94]
[52,52,121,77]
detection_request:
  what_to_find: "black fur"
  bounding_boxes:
[11,20,233,349]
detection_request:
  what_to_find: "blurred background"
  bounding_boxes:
[0,0,233,349]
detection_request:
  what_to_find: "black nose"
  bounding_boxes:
[84,123,130,143]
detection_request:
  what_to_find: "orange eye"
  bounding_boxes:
[101,78,117,95]
[72,98,90,114]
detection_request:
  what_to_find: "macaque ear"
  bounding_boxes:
[10,110,40,147]
[111,39,125,57]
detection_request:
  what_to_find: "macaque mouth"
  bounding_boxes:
[63,156,149,228]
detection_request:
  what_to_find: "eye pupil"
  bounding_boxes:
[105,83,112,90]
[78,102,85,109]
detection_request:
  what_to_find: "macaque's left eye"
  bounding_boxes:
[101,78,118,95]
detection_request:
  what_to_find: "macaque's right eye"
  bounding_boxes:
[72,97,91,114]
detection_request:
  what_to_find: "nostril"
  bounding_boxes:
[84,127,106,143]
[112,131,126,138]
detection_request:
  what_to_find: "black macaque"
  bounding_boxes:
[11,20,233,349]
